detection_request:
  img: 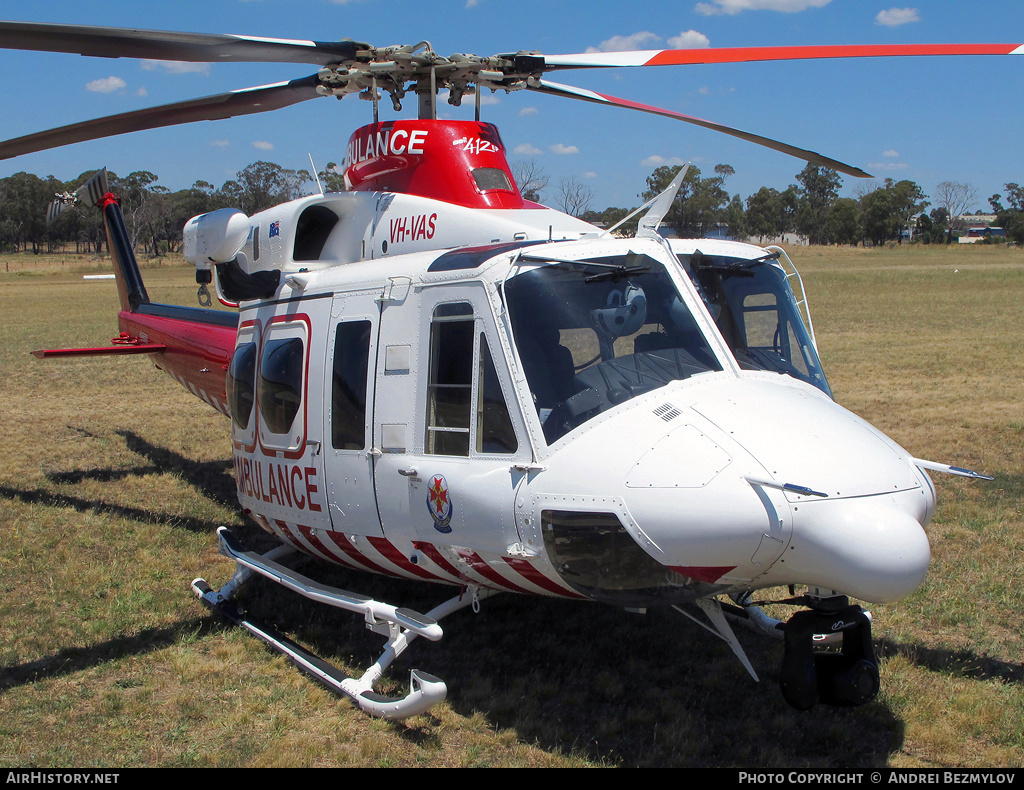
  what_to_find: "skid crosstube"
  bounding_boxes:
[193,527,495,719]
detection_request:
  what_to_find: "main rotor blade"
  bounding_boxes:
[0,20,366,65]
[0,75,322,161]
[540,42,1024,70]
[529,79,871,178]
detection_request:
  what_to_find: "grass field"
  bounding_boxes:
[0,244,1022,768]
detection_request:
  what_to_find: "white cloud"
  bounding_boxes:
[519,106,539,117]
[587,32,662,53]
[86,76,126,94]
[641,154,686,167]
[514,143,542,155]
[136,87,148,97]
[868,161,909,171]
[883,149,900,158]
[141,60,210,75]
[253,141,274,151]
[550,143,579,155]
[582,171,597,179]
[667,30,711,49]
[587,29,710,53]
[696,0,831,15]
[875,8,920,27]
[211,140,230,147]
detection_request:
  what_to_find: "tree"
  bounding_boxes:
[581,206,638,236]
[557,176,594,217]
[317,162,347,193]
[794,164,842,245]
[990,183,1024,244]
[510,159,548,203]
[888,179,929,244]
[745,187,787,243]
[725,194,746,240]
[220,161,311,216]
[825,197,860,246]
[642,163,731,237]
[858,178,928,246]
[859,185,897,246]
[933,181,977,243]
[0,171,57,253]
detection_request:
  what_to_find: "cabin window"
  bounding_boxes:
[477,334,517,454]
[294,205,339,261]
[226,339,258,430]
[331,320,371,450]
[258,336,305,435]
[425,303,474,456]
[472,167,513,192]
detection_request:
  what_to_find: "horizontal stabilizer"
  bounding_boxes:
[31,343,166,359]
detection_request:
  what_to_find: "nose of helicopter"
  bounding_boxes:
[780,496,931,603]
[681,377,936,603]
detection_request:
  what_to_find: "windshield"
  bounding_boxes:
[505,253,723,444]
[679,250,831,397]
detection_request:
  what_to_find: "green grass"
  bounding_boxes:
[1,246,1022,768]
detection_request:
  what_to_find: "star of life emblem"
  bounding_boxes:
[427,474,453,533]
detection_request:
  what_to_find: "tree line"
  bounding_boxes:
[575,164,1024,247]
[0,160,343,256]
[1,158,1021,256]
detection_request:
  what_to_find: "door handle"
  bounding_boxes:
[398,468,417,477]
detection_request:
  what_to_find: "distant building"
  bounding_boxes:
[958,226,1006,244]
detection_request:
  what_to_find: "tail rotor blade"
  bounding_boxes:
[47,168,110,227]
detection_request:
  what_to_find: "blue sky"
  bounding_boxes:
[0,0,1021,214]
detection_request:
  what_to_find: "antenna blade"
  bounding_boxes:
[0,20,366,65]
[637,163,689,239]
[0,75,322,161]
[528,79,871,178]
[540,43,1024,70]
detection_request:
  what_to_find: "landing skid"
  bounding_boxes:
[193,527,497,719]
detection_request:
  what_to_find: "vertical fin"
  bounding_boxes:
[47,169,149,312]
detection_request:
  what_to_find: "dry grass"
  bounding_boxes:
[0,246,1022,768]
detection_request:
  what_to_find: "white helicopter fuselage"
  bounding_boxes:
[221,207,935,609]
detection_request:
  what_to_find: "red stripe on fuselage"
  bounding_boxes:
[502,557,585,598]
[366,536,447,582]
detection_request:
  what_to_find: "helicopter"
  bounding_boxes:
[1,19,1010,719]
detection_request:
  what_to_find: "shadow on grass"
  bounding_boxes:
[877,639,1024,685]
[0,618,221,693]
[0,428,243,535]
[233,563,907,768]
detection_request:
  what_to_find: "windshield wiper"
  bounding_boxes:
[692,248,781,273]
[519,251,654,282]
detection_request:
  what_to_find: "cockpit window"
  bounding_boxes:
[679,251,831,397]
[505,255,723,444]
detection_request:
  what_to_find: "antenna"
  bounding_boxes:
[309,153,325,195]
